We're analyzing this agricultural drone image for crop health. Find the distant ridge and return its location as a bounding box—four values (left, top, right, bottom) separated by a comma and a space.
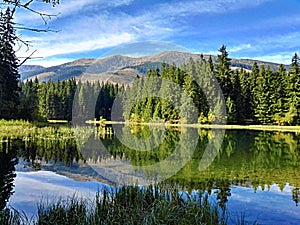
19, 65, 45, 74
20, 51, 289, 85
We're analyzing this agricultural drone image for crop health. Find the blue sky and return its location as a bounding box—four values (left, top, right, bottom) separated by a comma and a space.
8, 0, 300, 67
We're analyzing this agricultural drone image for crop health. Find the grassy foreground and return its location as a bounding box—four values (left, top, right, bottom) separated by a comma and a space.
0, 185, 236, 225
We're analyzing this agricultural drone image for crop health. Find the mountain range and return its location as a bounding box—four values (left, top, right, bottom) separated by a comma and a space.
20, 51, 289, 85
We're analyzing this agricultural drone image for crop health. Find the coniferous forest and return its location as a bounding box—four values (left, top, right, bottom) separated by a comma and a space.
0, 7, 299, 125
122, 46, 300, 125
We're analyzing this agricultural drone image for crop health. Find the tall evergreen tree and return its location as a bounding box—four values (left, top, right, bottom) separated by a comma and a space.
239, 69, 253, 123
0, 8, 20, 119
291, 53, 300, 76
253, 65, 276, 124
272, 65, 288, 124
18, 78, 39, 120
230, 71, 243, 123
285, 53, 300, 125
214, 45, 233, 100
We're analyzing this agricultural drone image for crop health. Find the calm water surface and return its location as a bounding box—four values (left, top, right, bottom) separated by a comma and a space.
1, 126, 300, 224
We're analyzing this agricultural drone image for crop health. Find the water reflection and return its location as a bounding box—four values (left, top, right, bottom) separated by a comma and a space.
0, 126, 300, 218
0, 141, 18, 210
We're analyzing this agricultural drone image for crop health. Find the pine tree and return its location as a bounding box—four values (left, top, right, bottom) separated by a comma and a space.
239, 69, 253, 123
214, 45, 233, 100
250, 62, 259, 92
273, 65, 288, 124
291, 53, 300, 75
18, 78, 39, 120
0, 8, 20, 119
208, 55, 214, 72
230, 71, 243, 123
38, 82, 48, 121
225, 96, 236, 123
253, 65, 275, 124
285, 53, 300, 125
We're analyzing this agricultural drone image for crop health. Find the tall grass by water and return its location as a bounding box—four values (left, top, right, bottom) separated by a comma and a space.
1, 185, 236, 225
0, 119, 75, 141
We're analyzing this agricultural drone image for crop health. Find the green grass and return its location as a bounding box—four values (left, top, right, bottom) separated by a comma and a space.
0, 119, 75, 141
1, 185, 237, 225
0, 207, 31, 225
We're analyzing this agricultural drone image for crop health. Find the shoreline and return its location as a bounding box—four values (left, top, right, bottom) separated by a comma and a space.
87, 120, 300, 132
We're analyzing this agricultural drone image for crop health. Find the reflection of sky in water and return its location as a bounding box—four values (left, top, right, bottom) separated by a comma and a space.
9, 172, 300, 224
9, 171, 112, 218
228, 185, 300, 225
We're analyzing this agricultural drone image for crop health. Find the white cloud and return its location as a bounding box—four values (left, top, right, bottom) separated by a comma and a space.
249, 54, 294, 65
229, 44, 252, 53
15, 0, 270, 57
24, 57, 75, 67
16, 3, 177, 62
17, 31, 134, 59
14, 0, 134, 24
155, 0, 271, 17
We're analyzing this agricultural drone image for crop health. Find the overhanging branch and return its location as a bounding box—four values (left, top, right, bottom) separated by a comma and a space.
15, 25, 60, 33
2, 0, 59, 25
18, 49, 37, 66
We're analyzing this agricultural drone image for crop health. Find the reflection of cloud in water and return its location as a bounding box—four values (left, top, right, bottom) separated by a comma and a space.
228, 186, 300, 224
9, 171, 112, 218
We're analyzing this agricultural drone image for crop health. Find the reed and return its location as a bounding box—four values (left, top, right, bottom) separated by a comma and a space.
37, 185, 228, 225
0, 185, 235, 225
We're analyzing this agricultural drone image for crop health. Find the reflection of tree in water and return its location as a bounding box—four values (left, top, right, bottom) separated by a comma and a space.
102, 126, 180, 166
0, 141, 18, 210
163, 129, 300, 209
215, 180, 231, 210
292, 188, 299, 206
19, 138, 82, 168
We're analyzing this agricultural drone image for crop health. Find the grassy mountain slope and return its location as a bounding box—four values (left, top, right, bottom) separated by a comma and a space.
21, 51, 288, 85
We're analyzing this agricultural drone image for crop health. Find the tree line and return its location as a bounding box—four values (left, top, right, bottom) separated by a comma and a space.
121, 45, 300, 125
17, 78, 121, 121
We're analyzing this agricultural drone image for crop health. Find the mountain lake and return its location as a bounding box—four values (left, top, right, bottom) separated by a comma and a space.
1, 125, 300, 224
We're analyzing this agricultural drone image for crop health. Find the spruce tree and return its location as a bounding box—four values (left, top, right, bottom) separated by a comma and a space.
273, 65, 288, 124
230, 71, 243, 123
253, 65, 275, 124
214, 45, 233, 100
285, 53, 300, 125
239, 69, 253, 123
0, 8, 20, 119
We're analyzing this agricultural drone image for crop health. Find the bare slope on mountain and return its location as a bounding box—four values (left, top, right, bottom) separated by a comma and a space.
21, 51, 287, 84
19, 65, 45, 74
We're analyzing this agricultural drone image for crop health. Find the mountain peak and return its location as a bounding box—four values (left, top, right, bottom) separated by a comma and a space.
20, 51, 288, 84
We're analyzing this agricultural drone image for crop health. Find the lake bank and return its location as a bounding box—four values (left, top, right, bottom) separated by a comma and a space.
87, 119, 300, 132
